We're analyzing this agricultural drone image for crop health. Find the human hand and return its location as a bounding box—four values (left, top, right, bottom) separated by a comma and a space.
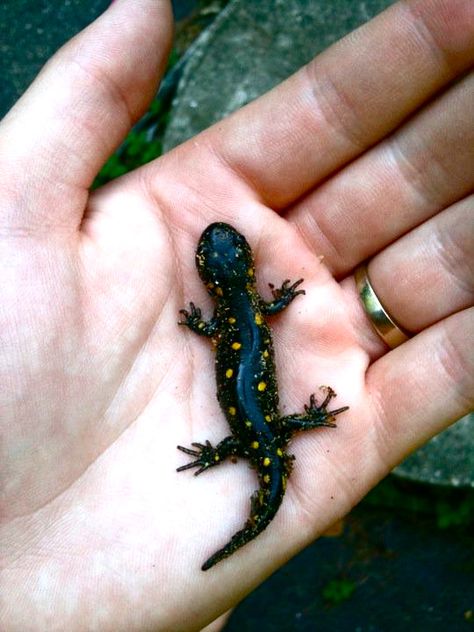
1, 0, 473, 630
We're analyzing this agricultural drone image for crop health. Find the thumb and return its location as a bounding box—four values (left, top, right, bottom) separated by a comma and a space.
0, 0, 173, 230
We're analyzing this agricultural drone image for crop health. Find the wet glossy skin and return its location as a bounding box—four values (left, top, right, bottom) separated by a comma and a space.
178, 222, 348, 571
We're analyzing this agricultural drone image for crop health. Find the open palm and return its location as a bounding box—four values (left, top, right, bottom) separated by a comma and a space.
1, 1, 473, 631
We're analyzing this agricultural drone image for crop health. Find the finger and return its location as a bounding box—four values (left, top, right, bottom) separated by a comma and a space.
169, 0, 474, 208
365, 308, 473, 477
362, 197, 473, 333
291, 70, 474, 275
343, 196, 474, 355
0, 0, 173, 229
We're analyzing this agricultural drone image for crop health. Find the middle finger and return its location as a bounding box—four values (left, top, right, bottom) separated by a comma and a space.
290, 71, 474, 276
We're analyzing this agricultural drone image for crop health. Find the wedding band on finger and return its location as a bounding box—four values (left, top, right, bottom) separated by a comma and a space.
354, 262, 410, 349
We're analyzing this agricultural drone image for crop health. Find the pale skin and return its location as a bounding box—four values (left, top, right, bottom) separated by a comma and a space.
1, 0, 473, 630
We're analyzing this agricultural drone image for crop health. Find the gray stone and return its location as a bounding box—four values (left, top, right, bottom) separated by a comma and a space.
163, 0, 396, 150
395, 414, 473, 488
163, 0, 473, 487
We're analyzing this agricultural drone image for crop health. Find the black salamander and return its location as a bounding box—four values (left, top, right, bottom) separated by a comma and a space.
178, 222, 348, 570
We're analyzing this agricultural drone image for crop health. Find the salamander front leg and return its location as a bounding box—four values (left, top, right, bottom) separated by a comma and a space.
177, 436, 244, 476
178, 302, 218, 337
281, 387, 349, 433
262, 279, 305, 315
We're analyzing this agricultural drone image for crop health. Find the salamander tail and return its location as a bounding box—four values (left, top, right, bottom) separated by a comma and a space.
201, 469, 285, 571
201, 525, 257, 570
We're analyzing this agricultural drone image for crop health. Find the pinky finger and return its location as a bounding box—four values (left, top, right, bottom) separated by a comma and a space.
366, 307, 473, 470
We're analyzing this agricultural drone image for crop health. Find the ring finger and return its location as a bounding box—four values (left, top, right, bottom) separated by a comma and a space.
344, 194, 474, 355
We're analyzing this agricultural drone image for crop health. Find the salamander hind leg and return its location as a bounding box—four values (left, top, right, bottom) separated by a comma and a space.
177, 435, 244, 476
281, 386, 349, 433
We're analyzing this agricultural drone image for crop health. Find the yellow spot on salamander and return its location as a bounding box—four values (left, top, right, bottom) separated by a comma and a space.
263, 474, 271, 484
228, 406, 237, 416
228, 317, 236, 324
254, 313, 263, 325
214, 454, 220, 462
276, 448, 283, 457
265, 415, 272, 422
262, 349, 269, 358
197, 321, 205, 329
263, 457, 271, 467
282, 475, 287, 490
231, 342, 242, 350
207, 282, 214, 289
215, 287, 223, 297
225, 368, 233, 378
248, 267, 254, 277
251, 441, 259, 449
245, 420, 252, 427
257, 381, 267, 391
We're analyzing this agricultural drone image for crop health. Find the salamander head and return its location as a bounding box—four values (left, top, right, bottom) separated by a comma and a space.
196, 222, 256, 295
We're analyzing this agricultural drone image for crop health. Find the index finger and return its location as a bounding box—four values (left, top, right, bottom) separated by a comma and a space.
186, 0, 474, 209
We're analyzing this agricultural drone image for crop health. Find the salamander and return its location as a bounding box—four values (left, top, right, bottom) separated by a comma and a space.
177, 222, 348, 571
